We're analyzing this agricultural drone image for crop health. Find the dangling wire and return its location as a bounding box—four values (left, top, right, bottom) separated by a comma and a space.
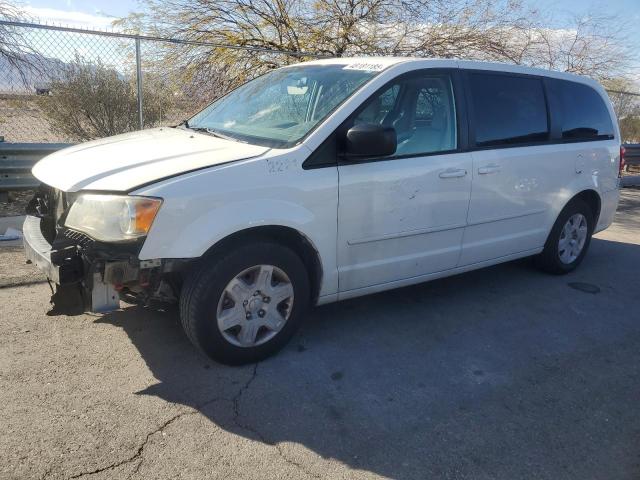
46, 278, 55, 298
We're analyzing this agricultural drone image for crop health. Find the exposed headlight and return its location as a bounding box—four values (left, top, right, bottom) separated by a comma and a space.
65, 194, 162, 242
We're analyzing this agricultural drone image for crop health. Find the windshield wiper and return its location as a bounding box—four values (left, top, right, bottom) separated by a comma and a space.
179, 121, 246, 143
175, 119, 190, 130
194, 127, 245, 143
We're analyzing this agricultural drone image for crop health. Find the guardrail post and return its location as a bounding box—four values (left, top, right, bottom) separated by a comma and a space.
135, 38, 144, 129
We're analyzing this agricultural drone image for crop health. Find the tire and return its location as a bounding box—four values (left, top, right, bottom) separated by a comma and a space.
535, 198, 594, 274
179, 240, 310, 365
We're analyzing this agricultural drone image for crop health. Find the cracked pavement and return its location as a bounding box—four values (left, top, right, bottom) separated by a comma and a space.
1, 188, 640, 480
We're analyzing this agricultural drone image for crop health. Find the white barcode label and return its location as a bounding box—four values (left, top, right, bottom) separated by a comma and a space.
343, 63, 386, 72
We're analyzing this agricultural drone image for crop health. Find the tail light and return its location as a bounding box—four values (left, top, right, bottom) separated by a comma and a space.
619, 146, 626, 178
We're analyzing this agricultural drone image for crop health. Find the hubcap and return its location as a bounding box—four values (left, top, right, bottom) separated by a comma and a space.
558, 213, 588, 264
216, 265, 294, 348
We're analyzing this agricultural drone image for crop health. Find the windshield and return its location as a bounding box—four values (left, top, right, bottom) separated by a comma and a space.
188, 64, 381, 148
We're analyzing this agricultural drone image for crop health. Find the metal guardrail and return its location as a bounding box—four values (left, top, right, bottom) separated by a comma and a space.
0, 143, 71, 192
1, 141, 637, 199
623, 144, 640, 167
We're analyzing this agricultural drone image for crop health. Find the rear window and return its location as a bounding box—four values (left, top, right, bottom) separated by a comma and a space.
469, 73, 549, 147
554, 80, 614, 141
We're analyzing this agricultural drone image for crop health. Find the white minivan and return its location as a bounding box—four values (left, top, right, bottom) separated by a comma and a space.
24, 57, 622, 364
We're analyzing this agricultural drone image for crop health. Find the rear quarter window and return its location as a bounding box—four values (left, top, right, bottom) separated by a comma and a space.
469, 73, 549, 147
553, 80, 614, 141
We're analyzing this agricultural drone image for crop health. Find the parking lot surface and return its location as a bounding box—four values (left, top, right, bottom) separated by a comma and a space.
1, 188, 639, 480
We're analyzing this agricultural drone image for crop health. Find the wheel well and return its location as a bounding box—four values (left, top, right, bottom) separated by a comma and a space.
571, 189, 601, 224
200, 226, 323, 305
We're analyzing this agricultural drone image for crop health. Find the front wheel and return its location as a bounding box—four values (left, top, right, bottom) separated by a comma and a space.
179, 241, 310, 365
535, 199, 594, 274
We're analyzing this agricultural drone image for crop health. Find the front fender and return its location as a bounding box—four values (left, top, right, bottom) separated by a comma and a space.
141, 198, 316, 259
132, 151, 339, 297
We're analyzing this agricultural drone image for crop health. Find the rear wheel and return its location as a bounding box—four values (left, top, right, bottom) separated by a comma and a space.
179, 241, 310, 365
535, 199, 594, 274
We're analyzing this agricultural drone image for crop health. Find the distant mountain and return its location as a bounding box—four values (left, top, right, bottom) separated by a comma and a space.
0, 53, 67, 94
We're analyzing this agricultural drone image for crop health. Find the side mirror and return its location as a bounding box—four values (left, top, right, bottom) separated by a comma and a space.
344, 123, 397, 158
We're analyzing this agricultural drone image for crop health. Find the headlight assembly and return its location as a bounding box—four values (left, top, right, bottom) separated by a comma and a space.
64, 194, 162, 242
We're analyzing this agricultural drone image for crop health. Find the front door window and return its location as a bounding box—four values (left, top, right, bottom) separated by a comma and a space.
353, 74, 457, 156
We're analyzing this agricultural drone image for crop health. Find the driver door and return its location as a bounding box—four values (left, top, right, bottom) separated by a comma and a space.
337, 70, 473, 294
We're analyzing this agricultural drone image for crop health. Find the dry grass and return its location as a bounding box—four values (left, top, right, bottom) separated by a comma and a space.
0, 93, 197, 143
0, 190, 33, 217
0, 95, 66, 143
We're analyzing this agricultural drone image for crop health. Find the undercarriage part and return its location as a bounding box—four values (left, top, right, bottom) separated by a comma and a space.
90, 272, 120, 313
154, 279, 178, 302
104, 261, 139, 285
46, 272, 119, 315
118, 289, 141, 306
47, 283, 85, 316
140, 258, 161, 269
50, 245, 84, 285
117, 267, 185, 308
45, 254, 191, 315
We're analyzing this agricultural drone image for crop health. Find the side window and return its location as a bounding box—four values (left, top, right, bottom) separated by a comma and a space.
416, 87, 442, 120
555, 80, 614, 140
354, 84, 401, 125
353, 74, 457, 156
469, 73, 549, 147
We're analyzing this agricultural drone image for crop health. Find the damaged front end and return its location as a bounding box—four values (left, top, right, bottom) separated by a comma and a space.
24, 186, 186, 316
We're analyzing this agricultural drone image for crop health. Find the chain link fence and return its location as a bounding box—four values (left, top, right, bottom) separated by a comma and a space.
1, 20, 640, 146
0, 21, 316, 144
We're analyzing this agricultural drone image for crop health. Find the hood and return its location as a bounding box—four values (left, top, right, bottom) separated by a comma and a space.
32, 128, 270, 192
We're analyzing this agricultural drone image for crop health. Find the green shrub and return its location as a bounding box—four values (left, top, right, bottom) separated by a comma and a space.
38, 55, 171, 141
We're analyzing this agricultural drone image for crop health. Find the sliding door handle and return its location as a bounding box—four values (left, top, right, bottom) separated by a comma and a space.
439, 168, 467, 179
478, 164, 501, 175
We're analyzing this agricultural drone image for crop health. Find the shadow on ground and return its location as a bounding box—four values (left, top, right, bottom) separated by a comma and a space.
97, 235, 640, 479
612, 187, 640, 234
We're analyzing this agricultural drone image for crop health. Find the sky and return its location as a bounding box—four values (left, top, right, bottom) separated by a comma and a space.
22, 0, 137, 24
20, 0, 640, 35
15, 0, 640, 81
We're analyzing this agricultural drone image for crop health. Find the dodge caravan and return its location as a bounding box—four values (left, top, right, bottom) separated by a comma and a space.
24, 58, 622, 364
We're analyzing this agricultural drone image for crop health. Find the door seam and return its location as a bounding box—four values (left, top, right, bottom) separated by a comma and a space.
457, 151, 475, 267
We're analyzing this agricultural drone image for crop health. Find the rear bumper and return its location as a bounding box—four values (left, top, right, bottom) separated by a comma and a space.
23, 215, 61, 283
594, 188, 620, 233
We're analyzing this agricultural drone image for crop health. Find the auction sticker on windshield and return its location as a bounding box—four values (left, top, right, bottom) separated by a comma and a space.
343, 63, 386, 72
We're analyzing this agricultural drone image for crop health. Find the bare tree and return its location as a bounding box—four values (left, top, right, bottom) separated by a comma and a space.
116, 0, 632, 111
603, 78, 640, 143
0, 1, 41, 85
529, 13, 631, 81
604, 78, 640, 119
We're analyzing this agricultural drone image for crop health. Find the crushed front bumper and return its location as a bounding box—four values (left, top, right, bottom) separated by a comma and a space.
23, 211, 186, 315
23, 215, 62, 283
23, 215, 119, 314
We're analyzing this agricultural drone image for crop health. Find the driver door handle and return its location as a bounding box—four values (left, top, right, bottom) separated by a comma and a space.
439, 168, 467, 179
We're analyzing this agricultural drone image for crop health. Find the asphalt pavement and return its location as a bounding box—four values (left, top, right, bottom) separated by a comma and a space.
1, 188, 639, 480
